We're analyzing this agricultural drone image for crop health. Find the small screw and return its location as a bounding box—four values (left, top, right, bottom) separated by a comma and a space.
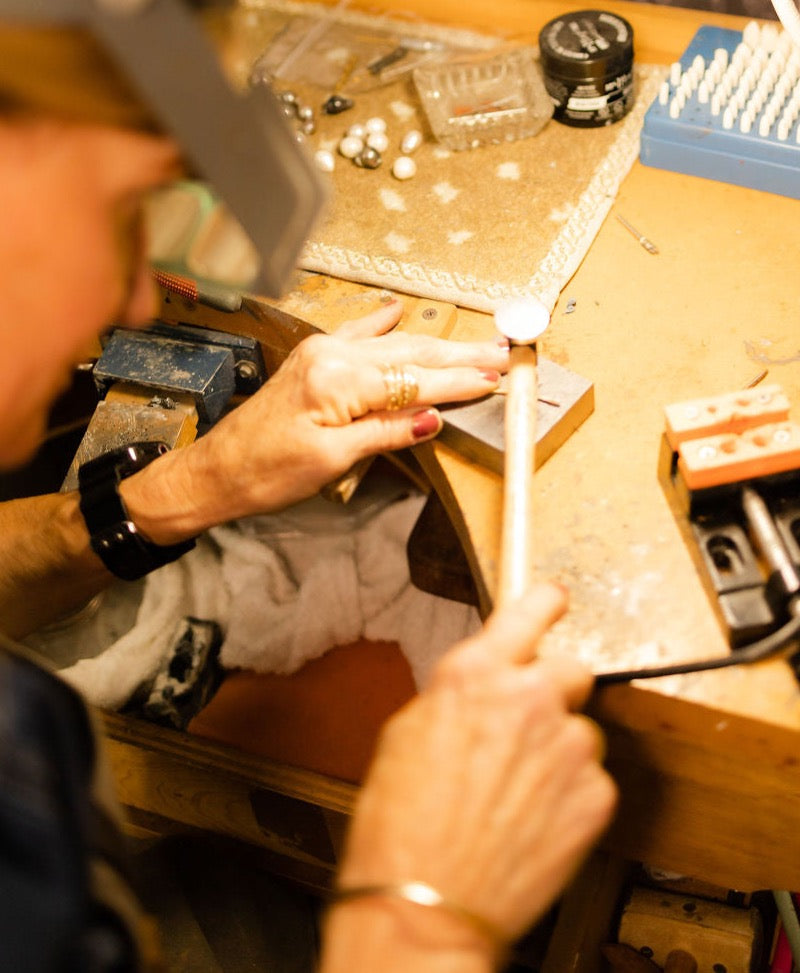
236, 360, 259, 381
422, 307, 438, 320
149, 396, 176, 410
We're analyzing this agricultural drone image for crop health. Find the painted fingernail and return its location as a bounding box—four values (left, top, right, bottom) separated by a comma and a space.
496, 335, 510, 348
480, 368, 501, 384
412, 408, 442, 440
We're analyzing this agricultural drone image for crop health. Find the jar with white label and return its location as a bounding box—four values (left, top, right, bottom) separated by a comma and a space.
538, 10, 635, 127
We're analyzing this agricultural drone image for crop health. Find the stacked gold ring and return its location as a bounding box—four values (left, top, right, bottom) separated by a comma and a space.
381, 365, 419, 411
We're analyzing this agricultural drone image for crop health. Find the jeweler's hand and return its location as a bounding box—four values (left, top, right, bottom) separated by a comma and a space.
121, 300, 508, 541
328, 583, 617, 958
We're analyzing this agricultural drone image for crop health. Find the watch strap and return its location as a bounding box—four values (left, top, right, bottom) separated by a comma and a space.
78, 442, 196, 581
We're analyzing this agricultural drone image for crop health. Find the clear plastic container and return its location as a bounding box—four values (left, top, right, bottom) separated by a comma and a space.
413, 46, 553, 151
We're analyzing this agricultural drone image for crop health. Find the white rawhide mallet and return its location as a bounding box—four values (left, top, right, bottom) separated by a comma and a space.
494, 297, 550, 607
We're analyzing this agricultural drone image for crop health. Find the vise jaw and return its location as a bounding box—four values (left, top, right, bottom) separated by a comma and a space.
93, 322, 267, 425
62, 321, 267, 491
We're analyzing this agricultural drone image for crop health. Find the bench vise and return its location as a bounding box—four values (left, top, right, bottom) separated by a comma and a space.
658, 383, 800, 649
62, 283, 325, 491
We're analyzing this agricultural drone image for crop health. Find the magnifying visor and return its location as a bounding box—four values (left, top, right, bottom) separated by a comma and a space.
0, 0, 327, 298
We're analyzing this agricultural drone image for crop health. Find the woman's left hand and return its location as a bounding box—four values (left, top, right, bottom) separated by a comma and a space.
122, 299, 508, 540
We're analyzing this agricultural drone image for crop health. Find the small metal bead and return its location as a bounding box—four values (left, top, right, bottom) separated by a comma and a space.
248, 65, 271, 88
301, 119, 317, 136
322, 94, 354, 115
280, 103, 295, 119
354, 146, 382, 169
296, 104, 314, 122
279, 90, 298, 105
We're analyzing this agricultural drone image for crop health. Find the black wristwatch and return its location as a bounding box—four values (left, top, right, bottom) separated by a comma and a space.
78, 442, 196, 581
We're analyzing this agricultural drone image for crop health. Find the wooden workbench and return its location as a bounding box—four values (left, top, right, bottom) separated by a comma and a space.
105, 0, 800, 910
264, 0, 800, 894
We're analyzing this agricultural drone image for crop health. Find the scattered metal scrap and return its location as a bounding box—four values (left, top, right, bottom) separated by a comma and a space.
616, 213, 659, 254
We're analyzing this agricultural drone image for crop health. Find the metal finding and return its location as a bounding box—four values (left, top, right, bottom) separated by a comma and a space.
616, 214, 659, 254
382, 365, 419, 411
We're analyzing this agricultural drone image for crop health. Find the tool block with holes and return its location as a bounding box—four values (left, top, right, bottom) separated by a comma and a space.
640, 23, 800, 199
659, 384, 800, 647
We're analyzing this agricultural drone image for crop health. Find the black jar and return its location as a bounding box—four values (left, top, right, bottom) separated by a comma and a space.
538, 10, 634, 127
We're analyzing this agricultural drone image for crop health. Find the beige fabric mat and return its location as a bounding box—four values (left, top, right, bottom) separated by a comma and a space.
231, 1, 666, 312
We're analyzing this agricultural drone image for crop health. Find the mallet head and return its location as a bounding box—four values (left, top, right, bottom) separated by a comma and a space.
494, 297, 550, 345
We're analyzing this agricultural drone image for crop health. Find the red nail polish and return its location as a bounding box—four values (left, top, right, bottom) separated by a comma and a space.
412, 409, 442, 440
480, 368, 500, 383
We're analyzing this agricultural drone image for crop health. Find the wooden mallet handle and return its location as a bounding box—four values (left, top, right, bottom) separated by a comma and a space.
493, 297, 550, 608
498, 341, 539, 606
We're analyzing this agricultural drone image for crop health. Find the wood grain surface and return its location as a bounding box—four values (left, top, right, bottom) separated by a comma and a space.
260, 0, 800, 891
106, 0, 800, 899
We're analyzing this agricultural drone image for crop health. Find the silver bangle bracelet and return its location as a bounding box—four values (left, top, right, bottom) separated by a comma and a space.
328, 880, 508, 952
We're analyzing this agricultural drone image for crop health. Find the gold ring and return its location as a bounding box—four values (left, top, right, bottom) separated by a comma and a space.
382, 365, 419, 411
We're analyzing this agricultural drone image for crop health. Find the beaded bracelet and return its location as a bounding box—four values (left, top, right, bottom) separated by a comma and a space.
327, 880, 508, 953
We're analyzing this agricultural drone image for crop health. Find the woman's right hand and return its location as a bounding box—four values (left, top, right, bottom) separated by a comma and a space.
324, 583, 617, 967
